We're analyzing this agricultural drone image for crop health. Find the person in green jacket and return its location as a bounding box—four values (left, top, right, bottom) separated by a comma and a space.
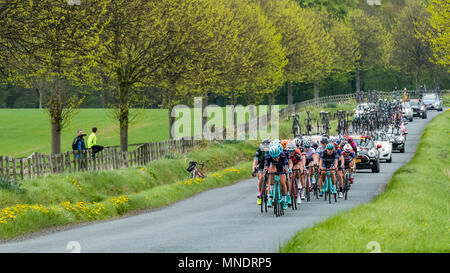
88, 127, 104, 158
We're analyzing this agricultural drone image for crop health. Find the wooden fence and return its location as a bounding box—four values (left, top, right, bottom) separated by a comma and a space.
0, 139, 199, 181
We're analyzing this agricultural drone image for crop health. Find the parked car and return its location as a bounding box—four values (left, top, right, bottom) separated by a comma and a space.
352, 135, 380, 173
373, 131, 393, 163
409, 99, 427, 119
422, 93, 443, 111
402, 101, 414, 122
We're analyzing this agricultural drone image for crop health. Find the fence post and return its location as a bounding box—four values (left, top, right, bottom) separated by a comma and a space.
12, 158, 17, 181
0, 156, 3, 177
20, 158, 24, 181
27, 157, 32, 179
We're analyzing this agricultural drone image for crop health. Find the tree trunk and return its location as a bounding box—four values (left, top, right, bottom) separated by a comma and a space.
287, 81, 293, 105
231, 91, 236, 106
415, 65, 420, 91
356, 67, 361, 93
51, 120, 62, 154
314, 77, 319, 100
168, 105, 175, 139
49, 77, 63, 155
119, 84, 129, 152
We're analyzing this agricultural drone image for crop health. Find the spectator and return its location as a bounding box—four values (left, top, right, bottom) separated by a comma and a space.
72, 129, 87, 158
88, 127, 104, 158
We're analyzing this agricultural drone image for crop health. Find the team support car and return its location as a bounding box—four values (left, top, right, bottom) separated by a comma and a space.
352, 135, 381, 173
402, 101, 414, 122
409, 99, 427, 119
373, 131, 393, 163
422, 93, 443, 111
386, 130, 406, 153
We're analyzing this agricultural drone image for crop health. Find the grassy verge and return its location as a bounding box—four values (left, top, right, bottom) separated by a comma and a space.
0, 141, 255, 239
281, 109, 450, 253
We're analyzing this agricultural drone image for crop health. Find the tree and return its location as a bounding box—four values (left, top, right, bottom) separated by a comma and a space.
296, 0, 359, 19
301, 8, 337, 100
390, 0, 434, 90
347, 9, 387, 92
2, 0, 110, 154
214, 0, 286, 106
421, 0, 449, 69
95, 0, 180, 151
255, 0, 322, 105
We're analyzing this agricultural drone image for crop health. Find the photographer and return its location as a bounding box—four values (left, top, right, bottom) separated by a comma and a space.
72, 129, 87, 158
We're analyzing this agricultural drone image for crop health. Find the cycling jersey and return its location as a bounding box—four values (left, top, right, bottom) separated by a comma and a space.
289, 150, 302, 165
343, 151, 355, 165
336, 148, 343, 169
253, 148, 266, 170
320, 150, 339, 168
315, 145, 324, 155
265, 151, 289, 172
303, 148, 316, 165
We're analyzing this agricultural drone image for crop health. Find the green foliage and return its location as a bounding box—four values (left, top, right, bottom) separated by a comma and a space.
421, 0, 450, 68
0, 176, 24, 194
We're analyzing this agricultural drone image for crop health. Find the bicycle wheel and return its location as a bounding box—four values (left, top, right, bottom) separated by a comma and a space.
273, 185, 279, 217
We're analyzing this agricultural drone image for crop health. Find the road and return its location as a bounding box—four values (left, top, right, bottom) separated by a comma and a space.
0, 110, 443, 253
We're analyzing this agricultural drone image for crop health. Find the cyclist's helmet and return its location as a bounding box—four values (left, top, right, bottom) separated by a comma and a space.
281, 140, 289, 150
303, 141, 311, 149
312, 142, 319, 150
270, 139, 280, 149
321, 136, 329, 144
343, 144, 352, 153
326, 143, 334, 150
286, 141, 296, 152
269, 143, 283, 158
346, 136, 353, 143
294, 137, 302, 148
261, 138, 270, 145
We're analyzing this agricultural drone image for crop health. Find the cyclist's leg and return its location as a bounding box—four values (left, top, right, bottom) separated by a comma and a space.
279, 172, 288, 209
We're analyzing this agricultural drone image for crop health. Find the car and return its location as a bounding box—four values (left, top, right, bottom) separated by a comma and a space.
351, 135, 380, 173
422, 93, 443, 111
386, 131, 406, 153
402, 102, 414, 122
409, 99, 427, 119
373, 131, 393, 163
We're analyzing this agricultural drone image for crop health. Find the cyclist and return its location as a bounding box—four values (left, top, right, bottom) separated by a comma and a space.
334, 139, 345, 198
294, 137, 303, 152
346, 136, 358, 155
281, 140, 289, 151
264, 142, 290, 211
252, 139, 270, 205
319, 143, 339, 197
302, 140, 318, 201
342, 144, 356, 184
287, 141, 303, 204
316, 136, 328, 192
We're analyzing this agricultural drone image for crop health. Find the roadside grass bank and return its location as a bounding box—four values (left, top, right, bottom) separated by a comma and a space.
281, 110, 450, 253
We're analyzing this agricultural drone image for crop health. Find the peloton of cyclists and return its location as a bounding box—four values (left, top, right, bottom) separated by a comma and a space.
252, 133, 359, 208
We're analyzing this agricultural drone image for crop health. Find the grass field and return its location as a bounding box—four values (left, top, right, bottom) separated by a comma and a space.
281, 109, 450, 253
0, 106, 284, 158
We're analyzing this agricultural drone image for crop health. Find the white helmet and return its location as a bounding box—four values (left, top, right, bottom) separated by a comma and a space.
294, 137, 302, 148
343, 144, 353, 153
